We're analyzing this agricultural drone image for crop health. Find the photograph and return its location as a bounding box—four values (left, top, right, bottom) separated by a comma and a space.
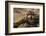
13, 8, 39, 28
5, 1, 45, 35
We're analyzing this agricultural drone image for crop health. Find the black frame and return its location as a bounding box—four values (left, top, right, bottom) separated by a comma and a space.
5, 1, 45, 35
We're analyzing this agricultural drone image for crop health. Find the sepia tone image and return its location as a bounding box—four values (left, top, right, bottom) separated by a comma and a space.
13, 8, 39, 28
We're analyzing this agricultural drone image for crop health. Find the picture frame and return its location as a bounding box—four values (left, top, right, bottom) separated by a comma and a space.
5, 1, 45, 35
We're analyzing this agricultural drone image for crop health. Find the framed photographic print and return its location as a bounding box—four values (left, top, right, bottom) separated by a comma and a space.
5, 1, 45, 35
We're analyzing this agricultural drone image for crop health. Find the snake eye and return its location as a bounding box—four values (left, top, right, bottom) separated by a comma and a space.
27, 15, 32, 18
28, 15, 31, 18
